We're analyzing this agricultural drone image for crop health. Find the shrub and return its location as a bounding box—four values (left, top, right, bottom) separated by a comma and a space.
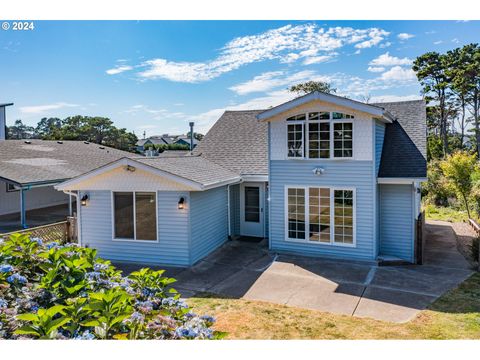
0, 233, 223, 340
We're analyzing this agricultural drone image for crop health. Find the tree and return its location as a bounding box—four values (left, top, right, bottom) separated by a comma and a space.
34, 117, 62, 139
186, 131, 204, 141
7, 119, 35, 139
288, 81, 337, 96
440, 151, 478, 218
413, 52, 453, 157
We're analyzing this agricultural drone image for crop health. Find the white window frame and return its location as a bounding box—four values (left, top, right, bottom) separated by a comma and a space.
284, 185, 356, 248
286, 121, 305, 159
285, 112, 355, 160
111, 191, 159, 243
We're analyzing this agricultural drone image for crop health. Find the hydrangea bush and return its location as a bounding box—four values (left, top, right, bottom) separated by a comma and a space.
0, 233, 224, 340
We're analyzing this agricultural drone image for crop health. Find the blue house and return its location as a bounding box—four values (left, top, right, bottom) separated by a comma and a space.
56, 92, 426, 266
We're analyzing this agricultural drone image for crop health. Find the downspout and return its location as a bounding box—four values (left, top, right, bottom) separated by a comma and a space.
227, 184, 231, 240
20, 186, 31, 229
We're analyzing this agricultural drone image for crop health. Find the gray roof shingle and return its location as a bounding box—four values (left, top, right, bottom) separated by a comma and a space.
135, 156, 240, 187
0, 140, 133, 185
373, 100, 427, 178
192, 110, 268, 175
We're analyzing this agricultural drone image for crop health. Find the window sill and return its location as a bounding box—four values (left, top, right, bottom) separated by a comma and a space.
285, 238, 356, 248
112, 238, 159, 244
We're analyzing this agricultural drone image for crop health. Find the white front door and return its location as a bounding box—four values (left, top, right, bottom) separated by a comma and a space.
240, 182, 265, 237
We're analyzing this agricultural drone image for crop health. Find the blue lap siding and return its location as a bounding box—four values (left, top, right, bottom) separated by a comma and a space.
269, 160, 375, 261
379, 184, 414, 262
79, 190, 190, 266
190, 186, 229, 264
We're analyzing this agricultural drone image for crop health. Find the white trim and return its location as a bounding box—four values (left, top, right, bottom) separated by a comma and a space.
110, 190, 159, 243
331, 119, 354, 160
377, 177, 427, 184
257, 91, 394, 122
286, 121, 305, 159
241, 175, 268, 182
283, 185, 357, 248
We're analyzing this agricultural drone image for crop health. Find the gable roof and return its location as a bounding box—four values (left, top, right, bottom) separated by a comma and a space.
56, 155, 240, 191
0, 140, 134, 186
257, 91, 395, 122
192, 110, 268, 176
374, 100, 427, 178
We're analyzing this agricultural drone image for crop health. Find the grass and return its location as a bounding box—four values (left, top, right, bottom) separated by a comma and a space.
188, 273, 480, 339
424, 204, 470, 223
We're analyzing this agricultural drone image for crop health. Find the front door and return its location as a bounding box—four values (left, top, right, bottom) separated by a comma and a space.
240, 182, 264, 237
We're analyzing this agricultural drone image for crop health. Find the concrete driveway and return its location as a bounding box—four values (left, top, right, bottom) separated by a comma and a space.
116, 220, 474, 323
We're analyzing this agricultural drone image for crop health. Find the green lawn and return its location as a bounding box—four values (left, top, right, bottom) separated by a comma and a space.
188, 273, 480, 339
424, 204, 470, 223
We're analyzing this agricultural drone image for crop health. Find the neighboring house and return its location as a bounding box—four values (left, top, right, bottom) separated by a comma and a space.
56, 91, 426, 266
136, 137, 170, 153
0, 140, 133, 229
174, 136, 198, 149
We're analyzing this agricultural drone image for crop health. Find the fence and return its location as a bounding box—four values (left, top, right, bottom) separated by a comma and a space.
415, 211, 426, 265
0, 217, 77, 244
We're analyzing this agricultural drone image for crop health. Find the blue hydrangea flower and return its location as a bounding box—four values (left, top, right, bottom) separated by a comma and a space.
85, 271, 101, 281
46, 242, 59, 250
74, 330, 96, 340
7, 273, 27, 284
0, 264, 13, 273
93, 263, 109, 272
175, 326, 199, 338
30, 237, 43, 246
0, 298, 7, 308
200, 315, 216, 323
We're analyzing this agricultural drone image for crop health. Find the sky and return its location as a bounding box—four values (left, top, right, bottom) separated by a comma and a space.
1, 20, 479, 136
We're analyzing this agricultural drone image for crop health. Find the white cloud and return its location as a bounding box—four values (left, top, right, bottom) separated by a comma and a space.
367, 66, 385, 73
434, 40, 443, 45
109, 24, 390, 83
229, 70, 331, 96
106, 65, 133, 75
369, 94, 422, 103
20, 102, 79, 114
452, 38, 460, 43
380, 66, 416, 81
369, 52, 412, 67
397, 33, 415, 40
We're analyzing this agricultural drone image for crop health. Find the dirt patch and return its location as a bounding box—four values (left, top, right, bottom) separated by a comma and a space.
451, 222, 479, 267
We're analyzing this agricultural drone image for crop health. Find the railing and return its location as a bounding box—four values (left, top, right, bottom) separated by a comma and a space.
0, 217, 77, 244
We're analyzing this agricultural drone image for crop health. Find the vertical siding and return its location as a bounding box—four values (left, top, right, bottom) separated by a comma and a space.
229, 184, 240, 236
190, 186, 229, 264
379, 184, 414, 262
269, 160, 375, 261
80, 190, 191, 266
375, 121, 385, 176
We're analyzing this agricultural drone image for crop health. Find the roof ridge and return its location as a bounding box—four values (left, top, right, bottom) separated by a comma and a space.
373, 99, 425, 105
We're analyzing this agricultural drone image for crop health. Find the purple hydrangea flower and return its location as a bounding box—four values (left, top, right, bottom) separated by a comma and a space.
200, 315, 216, 323
30, 237, 43, 246
0, 264, 13, 273
93, 263, 109, 272
74, 330, 95, 340
0, 298, 7, 308
46, 242, 59, 250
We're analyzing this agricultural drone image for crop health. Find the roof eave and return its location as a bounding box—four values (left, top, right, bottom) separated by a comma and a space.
256, 91, 392, 122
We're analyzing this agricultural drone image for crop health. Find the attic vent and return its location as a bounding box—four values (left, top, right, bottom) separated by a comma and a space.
84, 141, 90, 144
24, 140, 31, 144
99, 146, 105, 149
57, 141, 63, 144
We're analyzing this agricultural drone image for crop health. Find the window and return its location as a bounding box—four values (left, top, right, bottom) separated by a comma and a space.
113, 191, 157, 241
287, 188, 305, 240
286, 112, 354, 159
244, 186, 260, 222
6, 183, 18, 192
309, 188, 330, 243
286, 186, 355, 246
333, 122, 353, 158
287, 123, 304, 158
333, 190, 354, 244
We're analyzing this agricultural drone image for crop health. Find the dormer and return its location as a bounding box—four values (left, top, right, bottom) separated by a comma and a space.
257, 92, 393, 162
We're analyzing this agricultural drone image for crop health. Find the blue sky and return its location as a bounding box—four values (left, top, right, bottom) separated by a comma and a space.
1, 20, 479, 136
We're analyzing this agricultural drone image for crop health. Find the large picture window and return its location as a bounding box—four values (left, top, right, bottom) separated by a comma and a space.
285, 112, 353, 159
286, 186, 355, 246
113, 191, 157, 241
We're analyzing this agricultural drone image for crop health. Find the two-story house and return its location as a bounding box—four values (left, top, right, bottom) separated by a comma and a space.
56, 91, 426, 266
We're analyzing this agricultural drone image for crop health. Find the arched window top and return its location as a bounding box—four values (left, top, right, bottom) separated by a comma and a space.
286, 112, 354, 121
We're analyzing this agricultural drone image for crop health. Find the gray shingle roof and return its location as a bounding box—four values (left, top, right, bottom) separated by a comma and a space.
135, 155, 240, 187
0, 140, 133, 185
192, 110, 268, 175
373, 100, 427, 178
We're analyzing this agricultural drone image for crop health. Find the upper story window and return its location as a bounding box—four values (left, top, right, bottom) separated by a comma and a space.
286, 112, 354, 159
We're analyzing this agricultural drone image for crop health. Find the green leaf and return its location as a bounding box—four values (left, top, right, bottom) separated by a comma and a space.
16, 313, 39, 322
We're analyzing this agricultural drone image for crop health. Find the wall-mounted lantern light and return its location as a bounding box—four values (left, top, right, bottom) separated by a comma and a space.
80, 194, 89, 206
312, 167, 325, 176
124, 165, 136, 172
178, 197, 185, 210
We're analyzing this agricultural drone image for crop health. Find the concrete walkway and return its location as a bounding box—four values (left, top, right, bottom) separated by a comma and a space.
116, 220, 474, 323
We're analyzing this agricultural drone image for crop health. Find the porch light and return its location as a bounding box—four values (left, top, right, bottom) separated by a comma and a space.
178, 197, 185, 210
80, 194, 89, 206
124, 165, 136, 172
312, 167, 325, 176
